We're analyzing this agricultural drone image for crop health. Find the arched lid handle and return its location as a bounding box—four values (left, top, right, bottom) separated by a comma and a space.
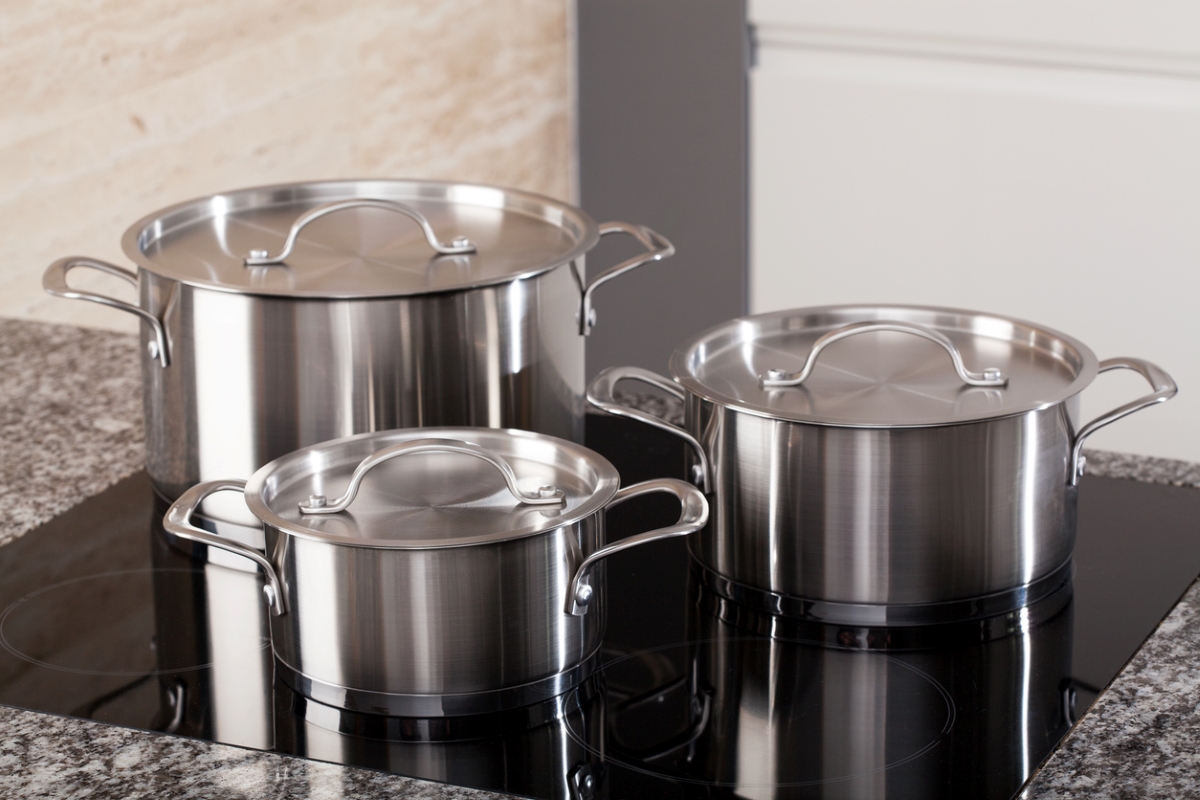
760, 320, 1008, 389
298, 438, 564, 515
244, 199, 477, 266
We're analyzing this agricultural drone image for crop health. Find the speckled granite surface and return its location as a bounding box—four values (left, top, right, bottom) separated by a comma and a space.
1, 319, 1198, 798
0, 318, 145, 547
1021, 578, 1200, 799
0, 706, 506, 799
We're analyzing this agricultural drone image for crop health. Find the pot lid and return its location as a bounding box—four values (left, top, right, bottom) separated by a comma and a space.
669, 305, 1100, 427
120, 180, 598, 298
244, 428, 620, 548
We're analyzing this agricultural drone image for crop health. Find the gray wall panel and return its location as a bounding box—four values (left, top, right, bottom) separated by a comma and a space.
577, 0, 749, 378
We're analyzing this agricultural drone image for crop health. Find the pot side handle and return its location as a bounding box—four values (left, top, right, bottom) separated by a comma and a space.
162, 480, 286, 616
43, 257, 170, 367
567, 478, 708, 616
587, 366, 710, 492
1070, 357, 1177, 486
578, 222, 675, 335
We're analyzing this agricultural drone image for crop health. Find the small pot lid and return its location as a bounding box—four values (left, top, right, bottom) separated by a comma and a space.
244, 428, 620, 548
669, 305, 1100, 427
120, 180, 598, 298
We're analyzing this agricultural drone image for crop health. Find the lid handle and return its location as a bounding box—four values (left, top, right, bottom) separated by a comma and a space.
760, 320, 1008, 389
298, 438, 565, 515
244, 199, 477, 266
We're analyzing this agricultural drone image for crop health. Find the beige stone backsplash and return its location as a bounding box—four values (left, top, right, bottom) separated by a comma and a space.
0, 0, 572, 333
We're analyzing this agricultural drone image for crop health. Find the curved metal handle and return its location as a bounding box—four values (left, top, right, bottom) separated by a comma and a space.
1070, 357, 1177, 485
162, 480, 285, 616
243, 199, 477, 266
578, 222, 675, 335
567, 478, 708, 616
298, 438, 565, 514
760, 320, 1007, 389
586, 366, 710, 492
43, 257, 170, 367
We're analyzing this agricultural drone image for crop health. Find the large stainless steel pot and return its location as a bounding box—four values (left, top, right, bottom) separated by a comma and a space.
45, 180, 673, 524
588, 305, 1177, 624
162, 427, 707, 716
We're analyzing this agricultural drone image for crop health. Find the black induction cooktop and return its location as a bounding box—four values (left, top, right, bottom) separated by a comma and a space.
1, 416, 1199, 800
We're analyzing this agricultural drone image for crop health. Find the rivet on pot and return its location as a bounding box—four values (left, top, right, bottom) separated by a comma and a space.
307, 494, 327, 508
574, 582, 593, 607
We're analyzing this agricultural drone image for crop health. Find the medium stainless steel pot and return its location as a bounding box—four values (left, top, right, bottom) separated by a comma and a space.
588, 305, 1177, 624
45, 179, 673, 525
162, 427, 707, 716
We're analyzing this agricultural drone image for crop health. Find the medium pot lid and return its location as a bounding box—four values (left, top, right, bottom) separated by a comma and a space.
244, 428, 620, 548
120, 180, 598, 298
669, 305, 1100, 427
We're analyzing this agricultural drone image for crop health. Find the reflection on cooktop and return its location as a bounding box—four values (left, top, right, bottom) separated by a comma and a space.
0, 417, 1197, 800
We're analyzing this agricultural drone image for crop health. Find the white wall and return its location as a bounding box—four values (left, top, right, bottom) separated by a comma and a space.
749, 0, 1200, 462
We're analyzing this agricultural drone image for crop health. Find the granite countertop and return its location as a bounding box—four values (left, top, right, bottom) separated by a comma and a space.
2, 317, 1199, 798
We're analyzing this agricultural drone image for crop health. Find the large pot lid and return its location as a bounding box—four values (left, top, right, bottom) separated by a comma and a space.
120, 180, 598, 298
245, 428, 620, 548
669, 305, 1100, 427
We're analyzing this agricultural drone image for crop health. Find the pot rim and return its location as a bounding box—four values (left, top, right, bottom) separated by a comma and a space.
119, 178, 601, 299
667, 303, 1101, 428
243, 427, 622, 549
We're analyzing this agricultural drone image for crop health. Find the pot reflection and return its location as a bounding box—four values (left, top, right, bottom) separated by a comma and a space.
150, 498, 274, 749
595, 572, 1074, 800
273, 676, 606, 800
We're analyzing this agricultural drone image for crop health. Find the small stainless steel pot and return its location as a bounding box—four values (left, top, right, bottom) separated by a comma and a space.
45, 180, 673, 524
162, 428, 707, 716
588, 305, 1176, 624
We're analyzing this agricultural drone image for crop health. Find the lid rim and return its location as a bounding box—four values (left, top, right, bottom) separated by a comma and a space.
667, 304, 1101, 427
243, 427, 621, 549
119, 178, 600, 299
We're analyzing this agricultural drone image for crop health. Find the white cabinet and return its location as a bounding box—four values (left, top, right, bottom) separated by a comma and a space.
750, 0, 1200, 461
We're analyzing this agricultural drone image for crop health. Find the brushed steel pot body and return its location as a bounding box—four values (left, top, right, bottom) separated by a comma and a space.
139, 265, 582, 521
162, 429, 708, 717
687, 395, 1079, 607
587, 305, 1175, 622
45, 180, 675, 526
263, 513, 605, 716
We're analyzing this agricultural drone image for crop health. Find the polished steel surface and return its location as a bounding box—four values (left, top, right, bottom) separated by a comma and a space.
760, 319, 1008, 388
587, 304, 1177, 615
567, 478, 708, 616
246, 428, 619, 547
670, 304, 1099, 426
1069, 357, 1177, 485
46, 180, 677, 525
577, 221, 675, 335
296, 438, 567, 516
162, 431, 709, 716
123, 179, 598, 297
140, 262, 586, 523
43, 257, 170, 367
691, 399, 1080, 606
242, 198, 477, 266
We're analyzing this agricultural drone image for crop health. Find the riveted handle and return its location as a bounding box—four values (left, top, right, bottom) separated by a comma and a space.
43, 257, 170, 367
567, 478, 708, 616
578, 222, 675, 335
1070, 357, 1177, 485
298, 438, 565, 515
162, 480, 285, 616
243, 199, 477, 266
760, 320, 1008, 389
586, 366, 710, 492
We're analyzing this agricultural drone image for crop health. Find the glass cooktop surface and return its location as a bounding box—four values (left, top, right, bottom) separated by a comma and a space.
1, 416, 1199, 800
